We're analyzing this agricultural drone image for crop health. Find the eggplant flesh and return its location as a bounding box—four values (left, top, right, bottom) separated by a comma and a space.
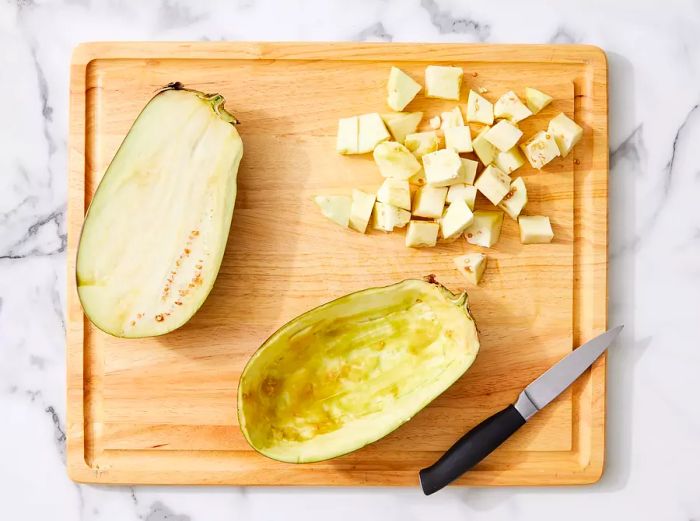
238, 279, 479, 463
76, 84, 243, 338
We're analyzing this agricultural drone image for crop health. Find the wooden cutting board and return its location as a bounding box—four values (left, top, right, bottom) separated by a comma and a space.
66, 42, 608, 486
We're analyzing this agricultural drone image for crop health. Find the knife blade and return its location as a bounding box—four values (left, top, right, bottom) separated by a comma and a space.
419, 325, 623, 495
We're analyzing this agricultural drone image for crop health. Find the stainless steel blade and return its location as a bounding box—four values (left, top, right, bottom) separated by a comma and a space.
514, 326, 623, 420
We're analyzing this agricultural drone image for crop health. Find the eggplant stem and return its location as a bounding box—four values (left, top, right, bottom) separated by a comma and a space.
205, 93, 239, 125
157, 82, 240, 125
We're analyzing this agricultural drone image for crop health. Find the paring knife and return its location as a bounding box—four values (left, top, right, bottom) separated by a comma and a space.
419, 325, 623, 495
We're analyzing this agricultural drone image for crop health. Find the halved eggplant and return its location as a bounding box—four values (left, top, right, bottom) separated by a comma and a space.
76, 83, 243, 338
238, 278, 479, 463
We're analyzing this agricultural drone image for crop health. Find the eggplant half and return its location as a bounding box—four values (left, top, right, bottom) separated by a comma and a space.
238, 278, 479, 463
76, 83, 243, 338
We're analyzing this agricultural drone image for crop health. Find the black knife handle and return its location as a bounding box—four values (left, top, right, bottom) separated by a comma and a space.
419, 404, 526, 495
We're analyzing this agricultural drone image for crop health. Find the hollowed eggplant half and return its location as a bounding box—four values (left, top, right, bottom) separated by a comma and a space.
238, 278, 479, 463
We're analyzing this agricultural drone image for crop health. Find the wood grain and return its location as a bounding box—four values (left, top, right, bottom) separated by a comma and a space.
67, 42, 608, 486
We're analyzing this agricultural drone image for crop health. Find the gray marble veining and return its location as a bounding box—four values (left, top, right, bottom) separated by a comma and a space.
1, 0, 699, 520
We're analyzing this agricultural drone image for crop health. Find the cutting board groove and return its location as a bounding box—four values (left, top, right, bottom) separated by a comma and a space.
67, 42, 608, 486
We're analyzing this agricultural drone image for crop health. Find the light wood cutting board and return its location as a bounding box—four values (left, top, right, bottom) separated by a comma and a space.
66, 42, 608, 486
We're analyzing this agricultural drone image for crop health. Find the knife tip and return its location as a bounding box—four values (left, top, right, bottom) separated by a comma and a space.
610, 325, 624, 336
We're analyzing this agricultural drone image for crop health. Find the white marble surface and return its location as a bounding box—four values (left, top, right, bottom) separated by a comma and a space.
1, 0, 700, 519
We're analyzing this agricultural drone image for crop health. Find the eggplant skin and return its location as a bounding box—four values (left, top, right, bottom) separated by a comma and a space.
76, 84, 243, 338
238, 278, 479, 463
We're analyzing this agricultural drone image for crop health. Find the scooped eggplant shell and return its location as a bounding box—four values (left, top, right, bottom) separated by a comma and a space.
238, 278, 479, 463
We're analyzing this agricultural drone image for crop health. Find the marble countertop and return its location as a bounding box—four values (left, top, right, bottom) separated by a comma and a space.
2, 0, 699, 519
